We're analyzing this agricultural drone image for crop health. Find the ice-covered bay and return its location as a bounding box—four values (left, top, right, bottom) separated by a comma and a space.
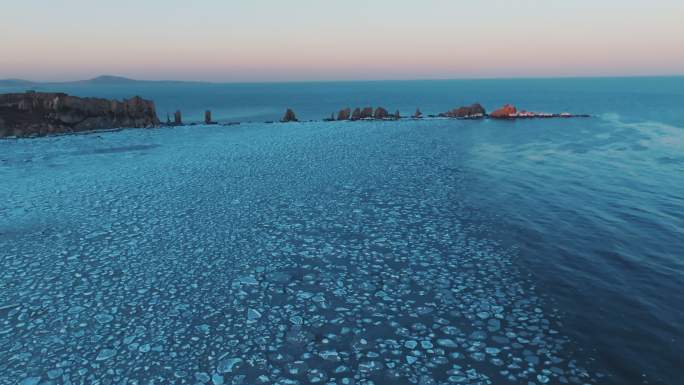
0, 121, 595, 384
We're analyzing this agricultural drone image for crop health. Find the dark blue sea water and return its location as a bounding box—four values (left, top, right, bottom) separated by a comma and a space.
0, 77, 682, 385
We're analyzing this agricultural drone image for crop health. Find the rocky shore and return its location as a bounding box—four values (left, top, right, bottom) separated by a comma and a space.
319, 103, 588, 122
0, 91, 159, 137
489, 104, 589, 119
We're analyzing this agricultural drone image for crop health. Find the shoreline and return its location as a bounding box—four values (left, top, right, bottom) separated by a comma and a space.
0, 91, 591, 139
0, 114, 593, 141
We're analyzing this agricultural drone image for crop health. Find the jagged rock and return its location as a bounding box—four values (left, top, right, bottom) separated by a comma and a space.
0, 91, 159, 137
360, 107, 373, 119
351, 108, 362, 121
281, 108, 298, 122
373, 107, 390, 119
337, 108, 351, 120
439, 103, 486, 118
489, 104, 517, 119
412, 108, 423, 119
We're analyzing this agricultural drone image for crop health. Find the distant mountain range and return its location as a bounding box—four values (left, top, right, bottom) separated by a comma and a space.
0, 75, 195, 87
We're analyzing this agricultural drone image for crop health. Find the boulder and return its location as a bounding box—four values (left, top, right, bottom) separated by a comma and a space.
0, 91, 159, 137
489, 104, 517, 119
281, 108, 298, 122
337, 108, 351, 120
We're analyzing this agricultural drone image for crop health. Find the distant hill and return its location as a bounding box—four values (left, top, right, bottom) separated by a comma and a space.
0, 75, 199, 88
0, 79, 37, 87
74, 75, 142, 85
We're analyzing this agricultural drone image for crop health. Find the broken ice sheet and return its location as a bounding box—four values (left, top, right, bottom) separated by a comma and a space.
0, 122, 598, 384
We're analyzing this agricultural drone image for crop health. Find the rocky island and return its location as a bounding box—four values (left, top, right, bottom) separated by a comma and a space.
489, 104, 589, 119
0, 91, 159, 137
439, 103, 486, 119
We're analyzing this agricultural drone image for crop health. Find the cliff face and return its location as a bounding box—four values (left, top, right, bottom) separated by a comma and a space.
0, 91, 159, 137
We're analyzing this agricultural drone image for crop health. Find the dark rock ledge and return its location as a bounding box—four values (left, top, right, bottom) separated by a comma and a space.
0, 91, 159, 138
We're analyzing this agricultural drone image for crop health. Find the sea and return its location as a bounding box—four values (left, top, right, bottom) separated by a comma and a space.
0, 77, 682, 385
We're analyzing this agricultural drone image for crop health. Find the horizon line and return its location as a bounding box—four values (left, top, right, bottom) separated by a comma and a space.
2, 73, 684, 86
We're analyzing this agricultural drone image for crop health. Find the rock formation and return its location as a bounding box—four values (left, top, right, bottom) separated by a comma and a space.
489, 104, 517, 119
360, 107, 374, 119
0, 91, 159, 138
337, 108, 351, 121
351, 108, 362, 121
373, 107, 390, 120
440, 103, 486, 118
204, 110, 215, 124
281, 108, 298, 122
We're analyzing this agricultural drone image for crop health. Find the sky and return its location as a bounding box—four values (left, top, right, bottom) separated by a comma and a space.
2, 0, 684, 82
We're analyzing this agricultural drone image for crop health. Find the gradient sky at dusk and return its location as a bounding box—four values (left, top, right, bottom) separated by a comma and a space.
2, 0, 683, 82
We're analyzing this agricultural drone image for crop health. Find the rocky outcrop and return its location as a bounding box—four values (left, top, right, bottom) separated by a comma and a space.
337, 108, 351, 121
0, 91, 160, 137
204, 110, 216, 124
335, 106, 403, 121
489, 104, 517, 119
351, 108, 362, 121
360, 107, 373, 119
373, 107, 390, 120
281, 108, 298, 122
440, 103, 486, 119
